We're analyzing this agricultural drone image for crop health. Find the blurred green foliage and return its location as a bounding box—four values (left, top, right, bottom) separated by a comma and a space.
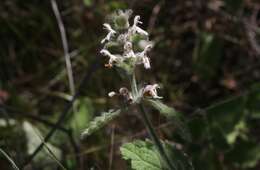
0, 0, 260, 169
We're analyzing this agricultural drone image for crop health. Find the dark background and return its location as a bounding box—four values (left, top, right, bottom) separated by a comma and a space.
1, 0, 260, 169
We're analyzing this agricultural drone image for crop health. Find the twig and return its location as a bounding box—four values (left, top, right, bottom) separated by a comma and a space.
51, 0, 75, 96
0, 148, 20, 170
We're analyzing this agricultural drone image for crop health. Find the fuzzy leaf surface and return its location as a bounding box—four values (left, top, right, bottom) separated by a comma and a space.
81, 109, 121, 138
120, 140, 163, 170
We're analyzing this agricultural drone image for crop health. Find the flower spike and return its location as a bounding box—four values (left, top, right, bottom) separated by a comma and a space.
99, 11, 163, 101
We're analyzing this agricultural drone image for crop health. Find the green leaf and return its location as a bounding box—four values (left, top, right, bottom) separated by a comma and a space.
81, 109, 121, 138
120, 140, 163, 170
145, 99, 191, 141
120, 140, 194, 170
145, 99, 180, 118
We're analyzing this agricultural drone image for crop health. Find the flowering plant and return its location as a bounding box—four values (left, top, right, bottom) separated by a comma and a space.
81, 10, 192, 170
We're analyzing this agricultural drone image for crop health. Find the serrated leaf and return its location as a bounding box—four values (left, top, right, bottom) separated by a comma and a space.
120, 140, 194, 170
120, 140, 163, 170
81, 109, 121, 138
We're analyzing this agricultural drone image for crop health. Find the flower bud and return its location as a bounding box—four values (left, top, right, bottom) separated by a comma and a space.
113, 10, 133, 30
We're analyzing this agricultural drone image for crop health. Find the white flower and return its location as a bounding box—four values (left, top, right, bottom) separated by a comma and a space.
100, 49, 120, 67
123, 41, 136, 58
142, 56, 151, 69
133, 15, 143, 25
129, 15, 148, 36
136, 44, 153, 69
101, 23, 116, 44
108, 91, 116, 97
142, 84, 163, 99
143, 44, 153, 53
100, 12, 153, 72
138, 40, 153, 49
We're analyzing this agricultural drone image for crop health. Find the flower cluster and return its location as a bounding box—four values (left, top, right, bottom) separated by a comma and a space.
100, 10, 152, 71
108, 83, 162, 103
100, 10, 162, 103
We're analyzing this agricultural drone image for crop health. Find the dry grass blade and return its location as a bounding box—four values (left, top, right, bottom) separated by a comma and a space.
32, 128, 67, 170
51, 0, 75, 97
0, 148, 20, 170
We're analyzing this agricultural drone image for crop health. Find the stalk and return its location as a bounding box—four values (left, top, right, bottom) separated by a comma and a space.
138, 104, 177, 170
130, 73, 176, 170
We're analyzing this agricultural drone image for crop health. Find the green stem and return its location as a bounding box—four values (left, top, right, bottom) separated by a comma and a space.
138, 104, 176, 170
130, 72, 175, 169
130, 73, 138, 98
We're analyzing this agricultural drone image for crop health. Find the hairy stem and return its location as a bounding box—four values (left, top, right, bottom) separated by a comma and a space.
129, 73, 138, 99
138, 104, 176, 170
130, 70, 175, 169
